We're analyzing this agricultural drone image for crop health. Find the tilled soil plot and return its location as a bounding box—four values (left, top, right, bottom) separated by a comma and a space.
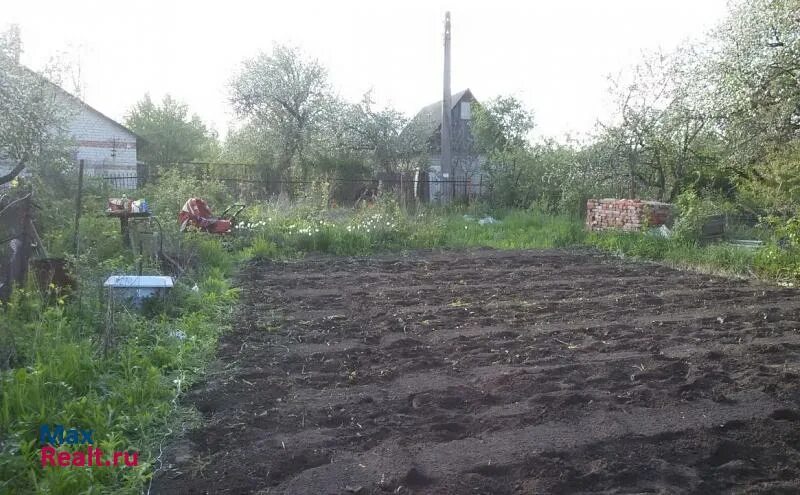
155, 249, 800, 494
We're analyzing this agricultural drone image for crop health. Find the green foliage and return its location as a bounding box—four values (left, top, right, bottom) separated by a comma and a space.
125, 94, 219, 169
230, 44, 331, 183
235, 197, 585, 260
738, 143, 800, 216
588, 231, 671, 260
473, 96, 534, 154
587, 230, 760, 277
0, 181, 237, 493
0, 26, 74, 186
671, 190, 730, 242
751, 214, 800, 280
247, 237, 282, 261
140, 168, 230, 222
0, 262, 233, 493
753, 244, 800, 280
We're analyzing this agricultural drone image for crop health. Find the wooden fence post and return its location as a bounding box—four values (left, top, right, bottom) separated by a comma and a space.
73, 159, 85, 255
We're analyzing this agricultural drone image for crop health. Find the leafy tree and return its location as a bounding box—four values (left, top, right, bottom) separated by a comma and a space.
334, 92, 429, 175
472, 96, 538, 207
124, 94, 217, 170
709, 0, 800, 165
738, 142, 800, 215
0, 26, 72, 185
595, 49, 721, 202
473, 96, 534, 155
230, 44, 332, 190
220, 123, 284, 195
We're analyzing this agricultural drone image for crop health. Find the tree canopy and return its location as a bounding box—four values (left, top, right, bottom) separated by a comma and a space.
125, 94, 218, 169
0, 26, 72, 185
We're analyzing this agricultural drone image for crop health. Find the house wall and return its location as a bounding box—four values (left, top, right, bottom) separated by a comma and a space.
427, 153, 487, 202
0, 99, 137, 182
66, 103, 137, 177
451, 94, 475, 154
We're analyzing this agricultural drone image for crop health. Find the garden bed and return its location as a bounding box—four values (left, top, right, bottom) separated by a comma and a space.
155, 248, 800, 494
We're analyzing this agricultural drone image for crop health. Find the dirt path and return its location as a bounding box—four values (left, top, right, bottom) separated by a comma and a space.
154, 249, 800, 494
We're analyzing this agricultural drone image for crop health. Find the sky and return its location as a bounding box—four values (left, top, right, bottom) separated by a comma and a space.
4, 0, 730, 141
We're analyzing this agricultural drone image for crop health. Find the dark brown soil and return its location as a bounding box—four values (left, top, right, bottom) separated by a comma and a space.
154, 249, 800, 494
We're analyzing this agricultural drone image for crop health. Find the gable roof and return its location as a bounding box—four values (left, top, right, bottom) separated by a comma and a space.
408, 89, 475, 137
13, 59, 140, 140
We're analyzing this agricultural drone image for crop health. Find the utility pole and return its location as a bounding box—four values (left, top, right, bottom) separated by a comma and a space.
441, 11, 453, 202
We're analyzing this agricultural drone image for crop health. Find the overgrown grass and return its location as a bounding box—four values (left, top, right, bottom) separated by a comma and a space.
0, 237, 237, 494
237, 202, 586, 258
585, 230, 800, 282
0, 173, 239, 495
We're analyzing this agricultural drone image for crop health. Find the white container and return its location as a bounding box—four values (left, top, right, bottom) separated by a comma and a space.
104, 275, 174, 306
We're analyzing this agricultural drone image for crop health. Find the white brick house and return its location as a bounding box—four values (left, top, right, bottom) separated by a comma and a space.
64, 94, 138, 177
0, 65, 139, 185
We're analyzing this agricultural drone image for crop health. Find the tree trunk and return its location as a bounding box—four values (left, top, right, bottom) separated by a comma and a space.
0, 160, 26, 186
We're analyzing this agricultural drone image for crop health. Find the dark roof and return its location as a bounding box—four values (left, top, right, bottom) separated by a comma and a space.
408, 89, 474, 137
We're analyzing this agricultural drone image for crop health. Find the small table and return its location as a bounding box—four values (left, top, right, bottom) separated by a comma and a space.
107, 210, 151, 248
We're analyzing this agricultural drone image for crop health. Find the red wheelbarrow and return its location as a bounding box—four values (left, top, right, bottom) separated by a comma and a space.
178, 198, 245, 234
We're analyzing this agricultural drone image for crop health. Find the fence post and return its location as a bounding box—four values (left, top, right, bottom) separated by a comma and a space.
73, 159, 85, 255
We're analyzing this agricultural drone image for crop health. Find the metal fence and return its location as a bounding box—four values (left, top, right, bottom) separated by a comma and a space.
99, 173, 139, 190
100, 164, 488, 205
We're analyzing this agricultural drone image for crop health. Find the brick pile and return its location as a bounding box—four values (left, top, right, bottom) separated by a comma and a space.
586, 199, 673, 232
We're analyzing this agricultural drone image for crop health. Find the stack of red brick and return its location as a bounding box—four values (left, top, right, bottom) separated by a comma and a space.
586, 199, 673, 232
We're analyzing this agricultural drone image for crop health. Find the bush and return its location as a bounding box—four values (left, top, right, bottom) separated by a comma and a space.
672, 190, 732, 242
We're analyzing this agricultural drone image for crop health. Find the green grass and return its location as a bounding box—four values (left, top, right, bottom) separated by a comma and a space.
0, 236, 237, 494
236, 206, 586, 258
584, 230, 800, 281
